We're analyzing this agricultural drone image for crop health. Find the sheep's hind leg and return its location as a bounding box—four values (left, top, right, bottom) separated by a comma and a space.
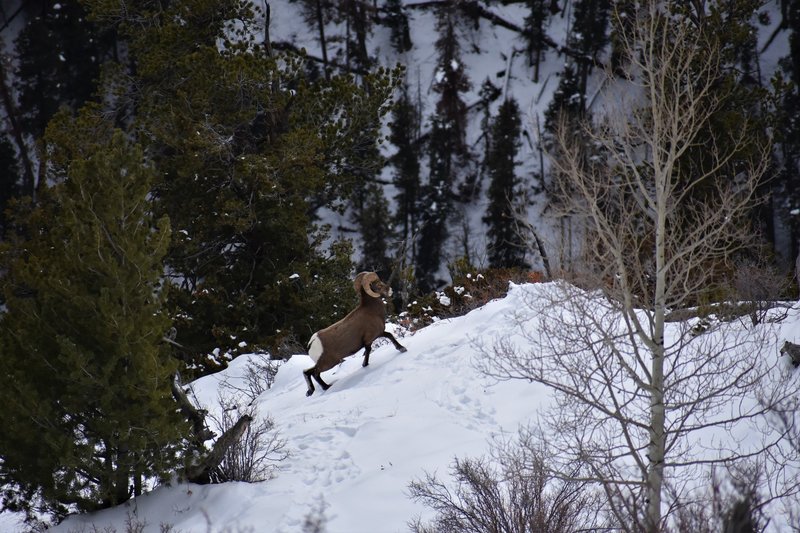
303, 368, 316, 397
380, 332, 407, 353
311, 370, 331, 391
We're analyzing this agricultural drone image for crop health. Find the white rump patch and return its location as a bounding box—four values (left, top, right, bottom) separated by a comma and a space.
307, 333, 323, 363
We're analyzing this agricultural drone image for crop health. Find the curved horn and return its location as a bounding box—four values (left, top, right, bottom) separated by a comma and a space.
355, 271, 381, 298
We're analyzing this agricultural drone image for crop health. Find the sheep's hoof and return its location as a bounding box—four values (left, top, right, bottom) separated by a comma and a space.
306, 389, 314, 397
362, 360, 369, 367
399, 346, 408, 353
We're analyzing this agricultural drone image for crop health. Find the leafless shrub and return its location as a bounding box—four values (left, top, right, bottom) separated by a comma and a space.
123, 512, 146, 533
208, 399, 289, 483
668, 464, 768, 533
273, 333, 306, 359
408, 432, 600, 533
67, 524, 117, 533
401, 262, 543, 332
214, 353, 281, 406
66, 511, 179, 533
732, 259, 794, 326
243, 353, 280, 400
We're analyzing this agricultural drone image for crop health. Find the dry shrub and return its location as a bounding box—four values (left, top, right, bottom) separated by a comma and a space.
669, 464, 767, 533
214, 353, 281, 405
731, 258, 794, 325
243, 353, 280, 401
208, 400, 289, 483
401, 263, 545, 331
408, 432, 598, 533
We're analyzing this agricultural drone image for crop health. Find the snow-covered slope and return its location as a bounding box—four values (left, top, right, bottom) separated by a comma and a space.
0, 281, 790, 532
48, 283, 551, 533
268, 0, 792, 271
269, 0, 577, 269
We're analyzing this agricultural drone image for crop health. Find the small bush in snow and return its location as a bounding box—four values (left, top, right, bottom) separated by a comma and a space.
243, 353, 281, 401
209, 401, 288, 483
731, 258, 794, 326
408, 432, 597, 533
401, 262, 543, 331
669, 464, 767, 533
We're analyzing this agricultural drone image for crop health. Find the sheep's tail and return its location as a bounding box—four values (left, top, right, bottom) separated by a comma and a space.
307, 332, 323, 363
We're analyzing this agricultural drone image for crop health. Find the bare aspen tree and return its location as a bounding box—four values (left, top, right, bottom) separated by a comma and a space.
480, 1, 799, 531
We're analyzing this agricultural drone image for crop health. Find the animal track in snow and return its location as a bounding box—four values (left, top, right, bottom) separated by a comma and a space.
320, 450, 359, 487
430, 379, 498, 432
336, 426, 358, 437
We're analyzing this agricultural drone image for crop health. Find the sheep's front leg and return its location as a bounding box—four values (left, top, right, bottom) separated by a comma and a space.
362, 343, 372, 367
380, 331, 408, 353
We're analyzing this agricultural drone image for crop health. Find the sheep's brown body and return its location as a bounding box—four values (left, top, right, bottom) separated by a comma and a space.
303, 272, 407, 396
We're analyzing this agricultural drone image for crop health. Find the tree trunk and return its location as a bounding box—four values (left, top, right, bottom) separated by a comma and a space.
646, 171, 669, 533
0, 58, 36, 199
315, 0, 329, 78
171, 373, 216, 445
172, 373, 254, 484
185, 414, 253, 484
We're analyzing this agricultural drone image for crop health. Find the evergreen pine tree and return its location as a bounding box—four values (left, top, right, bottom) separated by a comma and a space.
543, 61, 584, 139
524, 0, 550, 82
776, 0, 800, 261
0, 138, 21, 234
13, 0, 113, 140
484, 98, 528, 269
389, 83, 421, 250
81, 0, 398, 365
415, 8, 472, 292
569, 0, 612, 96
476, 79, 502, 191
609, 0, 636, 73
358, 183, 393, 276
541, 61, 593, 236
667, 0, 773, 252
417, 116, 455, 293
0, 110, 188, 521
431, 11, 471, 156
385, 0, 413, 53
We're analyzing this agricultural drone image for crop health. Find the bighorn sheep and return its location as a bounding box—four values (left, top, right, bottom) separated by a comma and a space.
780, 341, 800, 368
303, 271, 407, 396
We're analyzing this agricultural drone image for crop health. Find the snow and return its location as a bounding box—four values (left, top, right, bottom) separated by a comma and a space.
0, 0, 794, 530
37, 283, 548, 533
0, 283, 783, 532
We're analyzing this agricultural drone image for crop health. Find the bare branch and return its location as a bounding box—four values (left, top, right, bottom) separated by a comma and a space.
479, 1, 798, 530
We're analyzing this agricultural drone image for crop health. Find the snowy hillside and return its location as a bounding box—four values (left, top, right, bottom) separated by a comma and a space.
0, 1, 796, 530
269, 0, 576, 268
44, 283, 548, 533
266, 0, 792, 270
12, 281, 791, 533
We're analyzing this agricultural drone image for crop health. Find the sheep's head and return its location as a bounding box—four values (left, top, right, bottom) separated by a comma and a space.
354, 271, 393, 299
